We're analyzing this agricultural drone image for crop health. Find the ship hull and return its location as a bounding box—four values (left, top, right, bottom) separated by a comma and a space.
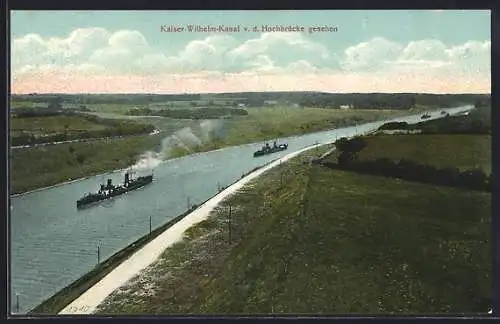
76, 175, 153, 209
253, 144, 288, 157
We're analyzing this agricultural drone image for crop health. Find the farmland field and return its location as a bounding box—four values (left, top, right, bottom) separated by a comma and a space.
11, 115, 108, 136
355, 134, 491, 174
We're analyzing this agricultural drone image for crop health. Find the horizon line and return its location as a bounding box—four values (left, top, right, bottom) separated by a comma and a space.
11, 91, 492, 96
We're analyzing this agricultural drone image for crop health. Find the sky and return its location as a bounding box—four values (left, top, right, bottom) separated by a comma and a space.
10, 10, 491, 94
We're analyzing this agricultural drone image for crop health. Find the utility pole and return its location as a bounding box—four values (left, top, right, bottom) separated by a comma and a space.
187, 196, 190, 210
149, 216, 152, 234
228, 204, 232, 244
15, 293, 19, 313
97, 244, 100, 264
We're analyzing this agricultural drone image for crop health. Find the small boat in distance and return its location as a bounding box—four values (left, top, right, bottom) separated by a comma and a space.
253, 140, 288, 157
421, 113, 431, 119
76, 170, 153, 209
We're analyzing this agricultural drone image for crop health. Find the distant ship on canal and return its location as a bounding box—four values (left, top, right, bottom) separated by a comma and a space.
76, 170, 153, 209
253, 140, 288, 157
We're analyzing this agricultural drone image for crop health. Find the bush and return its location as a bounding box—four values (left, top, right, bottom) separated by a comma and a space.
458, 169, 488, 191
397, 159, 419, 181
335, 136, 366, 154
378, 122, 409, 131
435, 167, 461, 187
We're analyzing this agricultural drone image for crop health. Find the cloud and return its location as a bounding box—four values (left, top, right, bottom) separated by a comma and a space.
341, 36, 490, 79
399, 39, 449, 61
230, 32, 329, 59
342, 37, 403, 72
11, 28, 110, 71
10, 28, 490, 93
446, 40, 491, 74
12, 29, 331, 75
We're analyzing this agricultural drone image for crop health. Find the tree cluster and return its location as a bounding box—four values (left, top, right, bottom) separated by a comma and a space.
334, 136, 367, 166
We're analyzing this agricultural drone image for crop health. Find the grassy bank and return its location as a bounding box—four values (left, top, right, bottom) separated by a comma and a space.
11, 135, 162, 194
354, 134, 491, 174
94, 146, 491, 314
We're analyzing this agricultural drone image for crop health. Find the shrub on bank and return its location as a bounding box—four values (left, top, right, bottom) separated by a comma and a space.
323, 157, 490, 192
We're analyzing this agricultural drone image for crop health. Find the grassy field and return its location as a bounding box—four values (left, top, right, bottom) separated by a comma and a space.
95, 147, 491, 315
10, 100, 32, 109
10, 100, 140, 114
83, 103, 141, 114
11, 135, 162, 194
353, 134, 491, 174
80, 112, 198, 133
11, 115, 108, 136
202, 107, 413, 149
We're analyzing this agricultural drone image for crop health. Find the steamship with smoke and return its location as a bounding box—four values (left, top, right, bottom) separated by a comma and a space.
76, 170, 153, 209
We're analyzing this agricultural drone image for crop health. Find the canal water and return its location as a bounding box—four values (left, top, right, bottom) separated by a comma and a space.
9, 106, 471, 313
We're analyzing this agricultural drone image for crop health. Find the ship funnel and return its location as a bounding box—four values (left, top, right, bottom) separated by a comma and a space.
124, 172, 130, 185
100, 184, 105, 191
107, 179, 112, 188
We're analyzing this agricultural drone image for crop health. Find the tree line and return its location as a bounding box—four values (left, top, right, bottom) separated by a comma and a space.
12, 92, 490, 109
12, 93, 202, 105
212, 92, 490, 109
